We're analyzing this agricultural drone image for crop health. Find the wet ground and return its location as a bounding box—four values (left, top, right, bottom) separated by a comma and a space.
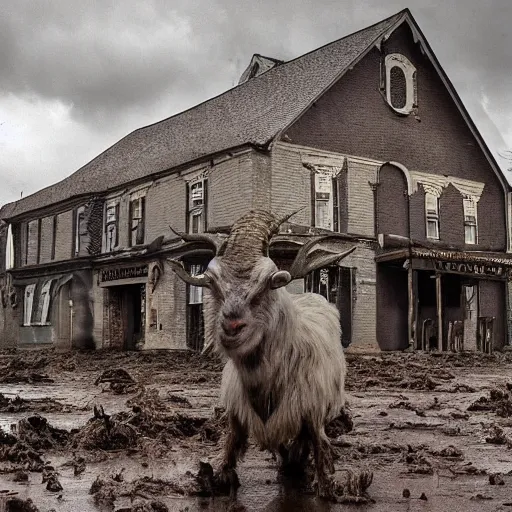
1, 348, 512, 511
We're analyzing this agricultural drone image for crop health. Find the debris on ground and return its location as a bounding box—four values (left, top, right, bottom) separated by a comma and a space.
332, 468, 374, 503
90, 471, 203, 509
326, 407, 354, 438
166, 393, 192, 409
468, 389, 512, 417
0, 393, 71, 413
95, 368, 139, 394
15, 415, 69, 451
489, 472, 505, 485
42, 467, 63, 492
485, 425, 512, 446
116, 499, 169, 511
71, 405, 138, 451
0, 494, 40, 512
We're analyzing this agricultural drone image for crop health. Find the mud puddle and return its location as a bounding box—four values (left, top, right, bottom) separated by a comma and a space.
1, 348, 512, 511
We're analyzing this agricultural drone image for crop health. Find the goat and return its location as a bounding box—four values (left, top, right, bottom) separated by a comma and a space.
167, 209, 356, 498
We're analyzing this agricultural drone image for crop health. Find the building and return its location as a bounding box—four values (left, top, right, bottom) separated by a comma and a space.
1, 9, 511, 353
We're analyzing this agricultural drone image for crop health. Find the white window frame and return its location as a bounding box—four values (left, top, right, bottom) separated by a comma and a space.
188, 180, 206, 234
23, 284, 36, 326
385, 53, 417, 115
105, 202, 119, 252
425, 192, 440, 240
74, 206, 86, 256
129, 195, 145, 246
188, 264, 203, 304
463, 197, 478, 245
39, 280, 53, 325
314, 172, 334, 231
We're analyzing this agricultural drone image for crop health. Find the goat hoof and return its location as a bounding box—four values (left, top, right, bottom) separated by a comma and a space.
214, 466, 241, 497
315, 476, 336, 502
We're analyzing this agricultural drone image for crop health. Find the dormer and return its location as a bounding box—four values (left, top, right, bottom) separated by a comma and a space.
238, 54, 284, 85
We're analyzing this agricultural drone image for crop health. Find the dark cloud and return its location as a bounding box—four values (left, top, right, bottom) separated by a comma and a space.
0, 0, 510, 205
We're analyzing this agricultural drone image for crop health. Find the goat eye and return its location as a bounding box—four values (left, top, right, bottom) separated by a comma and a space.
250, 293, 262, 306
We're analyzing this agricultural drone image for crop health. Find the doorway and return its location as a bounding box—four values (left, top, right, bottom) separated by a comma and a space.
305, 266, 354, 347
108, 284, 145, 350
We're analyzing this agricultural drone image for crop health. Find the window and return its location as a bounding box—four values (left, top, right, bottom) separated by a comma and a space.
105, 203, 119, 252
32, 280, 53, 325
425, 192, 440, 240
311, 171, 340, 231
74, 206, 86, 257
463, 198, 478, 245
384, 53, 417, 115
187, 179, 207, 234
129, 196, 145, 246
51, 216, 57, 261
23, 284, 36, 326
188, 264, 204, 304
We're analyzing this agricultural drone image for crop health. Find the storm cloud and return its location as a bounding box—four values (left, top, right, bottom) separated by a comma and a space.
1, 0, 511, 205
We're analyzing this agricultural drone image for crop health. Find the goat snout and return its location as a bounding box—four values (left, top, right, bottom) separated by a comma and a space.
222, 318, 246, 337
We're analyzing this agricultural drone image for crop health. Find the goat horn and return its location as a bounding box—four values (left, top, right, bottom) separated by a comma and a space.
289, 237, 357, 279
276, 206, 305, 227
169, 225, 225, 254
165, 259, 211, 287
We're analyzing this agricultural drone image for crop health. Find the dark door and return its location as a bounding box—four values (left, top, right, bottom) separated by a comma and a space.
305, 266, 353, 347
186, 263, 206, 351
122, 284, 145, 350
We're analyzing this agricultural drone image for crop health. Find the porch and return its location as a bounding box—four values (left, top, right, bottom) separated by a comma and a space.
376, 248, 512, 353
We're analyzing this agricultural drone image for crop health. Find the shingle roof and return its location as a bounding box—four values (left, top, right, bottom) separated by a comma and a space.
1, 10, 406, 220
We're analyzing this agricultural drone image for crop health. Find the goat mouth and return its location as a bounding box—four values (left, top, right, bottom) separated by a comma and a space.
219, 335, 244, 350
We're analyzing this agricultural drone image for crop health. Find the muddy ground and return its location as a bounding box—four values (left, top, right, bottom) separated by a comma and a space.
1, 349, 512, 511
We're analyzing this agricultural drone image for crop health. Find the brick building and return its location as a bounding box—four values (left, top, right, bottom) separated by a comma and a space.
1, 9, 511, 353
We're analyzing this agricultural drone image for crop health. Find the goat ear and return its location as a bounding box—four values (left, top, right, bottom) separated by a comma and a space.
166, 259, 211, 287
289, 241, 356, 279
269, 270, 292, 290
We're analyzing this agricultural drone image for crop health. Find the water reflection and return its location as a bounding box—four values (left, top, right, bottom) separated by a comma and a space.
259, 494, 333, 512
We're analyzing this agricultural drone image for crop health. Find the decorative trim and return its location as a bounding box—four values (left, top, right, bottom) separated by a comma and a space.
182, 167, 210, 185
384, 53, 417, 115
409, 170, 485, 202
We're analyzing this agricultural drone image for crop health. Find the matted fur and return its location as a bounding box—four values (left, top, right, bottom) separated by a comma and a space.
207, 270, 346, 450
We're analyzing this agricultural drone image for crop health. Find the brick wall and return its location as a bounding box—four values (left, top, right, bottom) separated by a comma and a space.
208, 155, 253, 228
376, 164, 409, 238
26, 220, 39, 265
346, 158, 378, 237
284, 23, 506, 250
270, 144, 311, 225
39, 216, 54, 263
144, 260, 187, 349
439, 184, 465, 246
250, 150, 272, 211
54, 211, 73, 261
145, 175, 186, 241
91, 274, 104, 348
409, 185, 426, 240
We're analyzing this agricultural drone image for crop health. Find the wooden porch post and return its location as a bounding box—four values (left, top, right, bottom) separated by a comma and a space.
436, 273, 443, 351
408, 262, 414, 349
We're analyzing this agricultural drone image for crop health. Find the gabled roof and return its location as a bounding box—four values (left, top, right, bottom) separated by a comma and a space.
1, 8, 508, 221
0, 9, 405, 220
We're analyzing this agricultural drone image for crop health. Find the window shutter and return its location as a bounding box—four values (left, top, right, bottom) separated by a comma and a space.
332, 176, 339, 233
203, 179, 208, 232
115, 203, 120, 247
128, 200, 133, 247
310, 171, 316, 227
185, 183, 190, 234
140, 196, 146, 244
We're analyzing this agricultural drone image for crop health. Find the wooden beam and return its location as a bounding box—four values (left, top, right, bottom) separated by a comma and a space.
436, 273, 443, 351
408, 262, 414, 349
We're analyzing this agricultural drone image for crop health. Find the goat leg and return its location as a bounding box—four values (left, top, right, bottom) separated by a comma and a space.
310, 426, 336, 501
279, 422, 311, 479
215, 413, 248, 498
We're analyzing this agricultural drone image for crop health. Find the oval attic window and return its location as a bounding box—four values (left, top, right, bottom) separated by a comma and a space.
389, 66, 407, 110
384, 53, 417, 115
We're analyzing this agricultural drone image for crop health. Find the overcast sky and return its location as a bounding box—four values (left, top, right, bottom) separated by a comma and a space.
1, 0, 511, 207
